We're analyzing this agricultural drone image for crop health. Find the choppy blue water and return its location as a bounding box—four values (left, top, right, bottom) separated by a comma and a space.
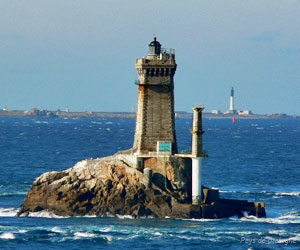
0, 117, 299, 249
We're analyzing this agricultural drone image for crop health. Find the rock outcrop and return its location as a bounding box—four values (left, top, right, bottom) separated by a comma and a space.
17, 153, 266, 218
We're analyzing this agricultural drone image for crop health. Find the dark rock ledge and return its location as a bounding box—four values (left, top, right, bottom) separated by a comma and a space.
17, 153, 266, 219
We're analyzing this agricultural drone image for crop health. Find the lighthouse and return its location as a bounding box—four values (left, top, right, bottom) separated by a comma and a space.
229, 87, 234, 112
226, 87, 238, 115
132, 38, 207, 205
133, 37, 177, 154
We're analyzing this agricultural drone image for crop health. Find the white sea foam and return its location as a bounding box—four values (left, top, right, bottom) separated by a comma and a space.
241, 214, 300, 224
224, 230, 256, 236
34, 121, 48, 124
274, 192, 300, 196
74, 232, 96, 238
99, 226, 113, 233
259, 190, 267, 193
105, 235, 113, 242
28, 210, 68, 218
176, 235, 201, 241
277, 234, 300, 244
0, 207, 18, 217
116, 214, 134, 219
18, 229, 28, 233
0, 191, 27, 197
51, 227, 66, 234
105, 122, 113, 124
82, 215, 97, 218
183, 218, 221, 222
268, 229, 286, 235
0, 232, 15, 240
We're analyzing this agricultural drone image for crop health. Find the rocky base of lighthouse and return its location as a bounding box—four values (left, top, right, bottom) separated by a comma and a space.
17, 152, 266, 219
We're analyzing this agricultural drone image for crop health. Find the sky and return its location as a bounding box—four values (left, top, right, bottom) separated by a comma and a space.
0, 0, 299, 115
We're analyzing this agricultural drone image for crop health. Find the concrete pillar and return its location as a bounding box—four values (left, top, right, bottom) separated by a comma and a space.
192, 157, 203, 204
191, 107, 204, 157
191, 107, 204, 205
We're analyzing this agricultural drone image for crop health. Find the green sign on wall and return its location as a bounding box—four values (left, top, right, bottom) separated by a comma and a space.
158, 141, 172, 153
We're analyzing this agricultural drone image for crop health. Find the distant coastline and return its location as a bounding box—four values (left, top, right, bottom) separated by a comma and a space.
0, 109, 299, 120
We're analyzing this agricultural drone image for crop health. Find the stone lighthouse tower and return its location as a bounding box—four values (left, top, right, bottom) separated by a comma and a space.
133, 38, 177, 154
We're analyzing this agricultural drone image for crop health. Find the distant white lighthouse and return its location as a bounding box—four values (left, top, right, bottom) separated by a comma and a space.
225, 87, 238, 115
229, 87, 234, 112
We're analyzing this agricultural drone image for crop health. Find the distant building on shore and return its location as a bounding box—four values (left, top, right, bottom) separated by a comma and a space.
238, 110, 253, 116
211, 110, 222, 115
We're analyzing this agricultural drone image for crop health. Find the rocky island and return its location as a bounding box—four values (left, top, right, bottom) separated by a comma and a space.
18, 38, 266, 219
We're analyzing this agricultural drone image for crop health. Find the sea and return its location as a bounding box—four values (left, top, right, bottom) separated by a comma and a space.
0, 117, 299, 250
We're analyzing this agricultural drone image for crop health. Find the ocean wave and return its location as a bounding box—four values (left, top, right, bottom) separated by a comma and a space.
277, 234, 300, 244
99, 226, 113, 233
51, 227, 66, 234
106, 235, 113, 242
0, 232, 15, 240
0, 191, 27, 197
268, 229, 287, 236
219, 190, 237, 193
0, 207, 18, 217
64, 232, 111, 243
216, 188, 252, 194
34, 121, 49, 124
18, 229, 28, 233
240, 214, 300, 225
212, 187, 300, 198
74, 232, 96, 238
183, 218, 221, 222
26, 210, 102, 219
116, 214, 134, 219
28, 210, 69, 218
274, 192, 300, 197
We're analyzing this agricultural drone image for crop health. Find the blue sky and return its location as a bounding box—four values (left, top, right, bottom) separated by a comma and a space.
0, 0, 299, 115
